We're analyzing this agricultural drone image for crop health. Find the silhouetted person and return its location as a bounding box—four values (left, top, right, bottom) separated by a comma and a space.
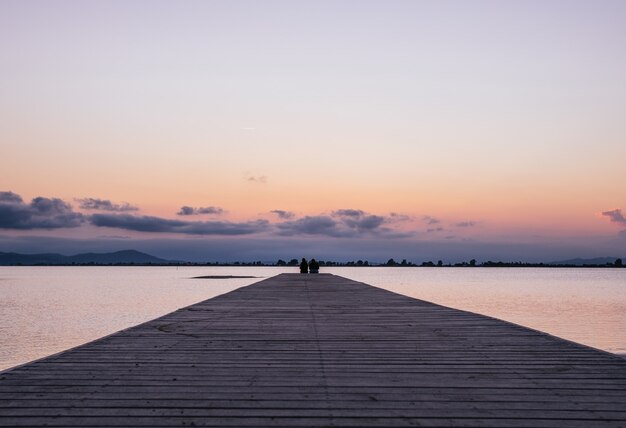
309, 258, 319, 274
299, 258, 308, 274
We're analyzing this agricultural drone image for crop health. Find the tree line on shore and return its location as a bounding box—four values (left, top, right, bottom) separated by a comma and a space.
4, 258, 624, 268
256, 258, 624, 268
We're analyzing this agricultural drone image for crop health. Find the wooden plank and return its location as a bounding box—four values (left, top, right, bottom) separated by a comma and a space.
1, 273, 625, 427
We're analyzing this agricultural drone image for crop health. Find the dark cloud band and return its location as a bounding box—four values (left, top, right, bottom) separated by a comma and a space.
90, 213, 268, 235
1, 192, 412, 239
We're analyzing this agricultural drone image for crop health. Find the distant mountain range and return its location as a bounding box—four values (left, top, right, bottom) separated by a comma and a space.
549, 257, 623, 266
0, 250, 170, 265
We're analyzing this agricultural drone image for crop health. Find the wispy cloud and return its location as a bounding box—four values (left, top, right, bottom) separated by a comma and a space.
245, 175, 268, 184
90, 214, 269, 235
602, 209, 626, 224
0, 191, 84, 229
456, 221, 477, 227
76, 198, 138, 212
177, 206, 224, 216
270, 210, 295, 219
422, 215, 440, 225
389, 212, 412, 222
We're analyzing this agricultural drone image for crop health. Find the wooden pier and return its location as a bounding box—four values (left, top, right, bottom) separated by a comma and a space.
1, 273, 625, 427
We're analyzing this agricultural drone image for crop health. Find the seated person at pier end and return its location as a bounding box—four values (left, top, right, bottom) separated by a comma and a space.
299, 258, 308, 274
309, 259, 319, 274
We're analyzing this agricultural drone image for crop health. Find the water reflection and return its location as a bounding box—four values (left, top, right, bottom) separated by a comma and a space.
1, 266, 624, 371
0, 266, 290, 371
329, 267, 626, 355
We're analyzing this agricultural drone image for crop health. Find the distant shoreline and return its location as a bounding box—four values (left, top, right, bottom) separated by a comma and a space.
1, 262, 624, 268
2, 250, 623, 268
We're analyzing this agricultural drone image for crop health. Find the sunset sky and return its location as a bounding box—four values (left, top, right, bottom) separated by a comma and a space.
1, 0, 625, 262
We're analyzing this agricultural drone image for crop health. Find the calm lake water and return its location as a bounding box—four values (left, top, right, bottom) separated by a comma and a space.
0, 266, 624, 371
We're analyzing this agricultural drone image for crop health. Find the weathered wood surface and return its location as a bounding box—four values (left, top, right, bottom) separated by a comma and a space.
1, 273, 625, 427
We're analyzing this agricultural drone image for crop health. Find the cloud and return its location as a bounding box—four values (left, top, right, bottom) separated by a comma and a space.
427, 227, 444, 233
602, 209, 626, 225
333, 209, 365, 218
422, 215, 440, 225
332, 209, 387, 231
389, 212, 412, 222
177, 206, 224, 216
456, 221, 477, 227
0, 191, 23, 203
346, 215, 385, 231
177, 206, 195, 216
0, 192, 84, 229
77, 198, 138, 212
246, 175, 268, 184
277, 209, 410, 238
90, 213, 269, 235
271, 210, 295, 219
